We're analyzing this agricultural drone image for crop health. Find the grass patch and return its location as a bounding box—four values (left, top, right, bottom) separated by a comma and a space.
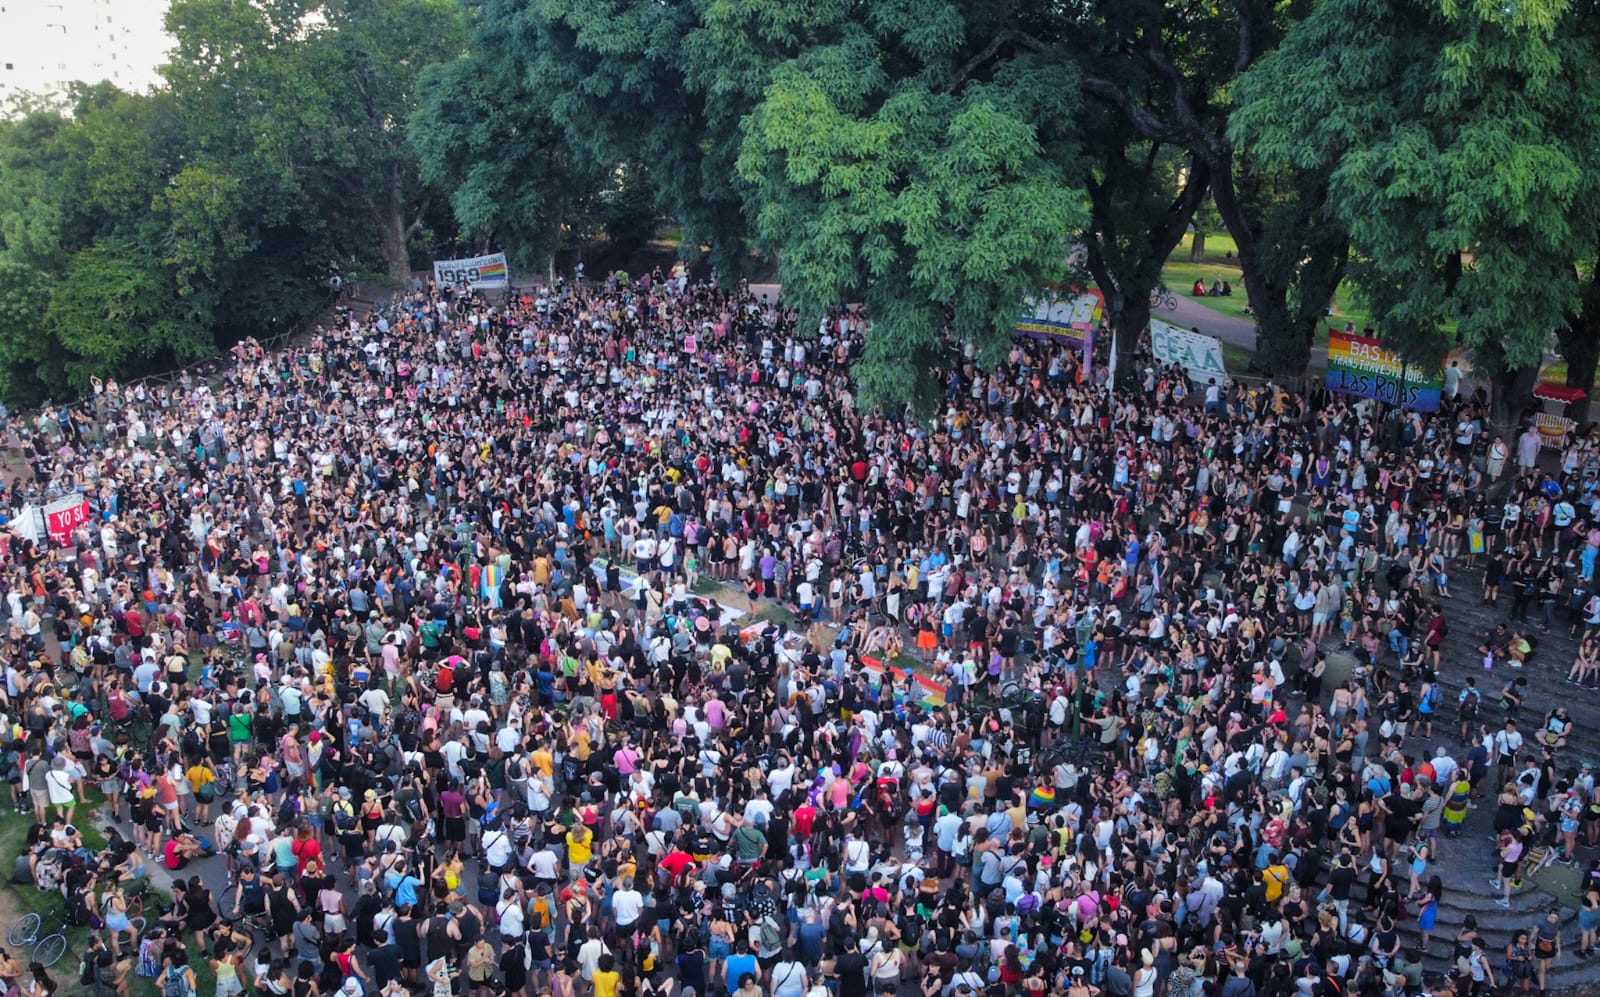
0, 788, 217, 997
753, 602, 800, 628
1541, 359, 1570, 384
1161, 239, 1471, 349
689, 576, 723, 596
1159, 261, 1255, 323
1222, 342, 1255, 374
1174, 231, 1241, 261
0, 789, 114, 997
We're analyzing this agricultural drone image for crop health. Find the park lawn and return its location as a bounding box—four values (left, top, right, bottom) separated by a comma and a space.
1221, 342, 1254, 374
1160, 260, 1255, 321
0, 789, 213, 997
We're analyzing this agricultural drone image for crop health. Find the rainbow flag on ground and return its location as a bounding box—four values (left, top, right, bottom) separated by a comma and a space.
860, 654, 949, 709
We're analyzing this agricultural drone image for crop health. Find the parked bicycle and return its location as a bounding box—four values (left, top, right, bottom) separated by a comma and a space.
1150, 285, 1179, 311
7, 905, 73, 967
214, 909, 268, 962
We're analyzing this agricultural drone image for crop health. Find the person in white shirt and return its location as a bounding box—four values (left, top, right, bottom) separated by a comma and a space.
610, 877, 644, 933
482, 821, 515, 872
495, 887, 524, 941
576, 927, 610, 982
529, 845, 560, 886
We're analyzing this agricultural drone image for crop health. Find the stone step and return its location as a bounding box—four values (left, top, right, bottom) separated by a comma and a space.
1404, 944, 1595, 989
1426, 899, 1572, 933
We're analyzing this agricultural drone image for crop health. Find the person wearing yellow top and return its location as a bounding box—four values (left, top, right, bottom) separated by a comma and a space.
570, 724, 592, 763
185, 760, 216, 824
567, 825, 593, 876
592, 956, 620, 997
531, 745, 554, 778
710, 641, 733, 671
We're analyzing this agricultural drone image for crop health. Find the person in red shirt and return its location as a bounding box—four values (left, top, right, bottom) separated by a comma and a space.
793, 800, 817, 840
658, 849, 697, 884
292, 824, 321, 876
164, 832, 206, 870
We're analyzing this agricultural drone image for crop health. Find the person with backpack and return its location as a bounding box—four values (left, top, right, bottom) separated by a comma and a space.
159, 952, 195, 997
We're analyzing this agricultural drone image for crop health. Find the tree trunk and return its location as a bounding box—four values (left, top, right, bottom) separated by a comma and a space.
379, 208, 411, 287
1113, 294, 1152, 388
1561, 319, 1599, 426
1189, 228, 1207, 262
1489, 363, 1541, 427
1079, 153, 1209, 391
373, 174, 417, 288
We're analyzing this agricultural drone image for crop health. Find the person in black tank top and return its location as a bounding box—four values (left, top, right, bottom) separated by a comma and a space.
394, 911, 422, 981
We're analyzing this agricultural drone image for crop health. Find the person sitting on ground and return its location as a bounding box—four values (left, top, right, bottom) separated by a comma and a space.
1538, 707, 1573, 750
162, 831, 208, 870
1507, 631, 1533, 666
1192, 279, 1206, 297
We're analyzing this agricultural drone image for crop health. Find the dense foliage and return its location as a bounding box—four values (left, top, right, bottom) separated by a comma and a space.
4, 0, 1598, 410
0, 0, 463, 405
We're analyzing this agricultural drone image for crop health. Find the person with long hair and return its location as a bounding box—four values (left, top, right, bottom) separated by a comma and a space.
19, 961, 55, 997
1414, 875, 1443, 951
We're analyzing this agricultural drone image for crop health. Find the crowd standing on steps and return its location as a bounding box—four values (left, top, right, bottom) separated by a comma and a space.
0, 270, 1598, 997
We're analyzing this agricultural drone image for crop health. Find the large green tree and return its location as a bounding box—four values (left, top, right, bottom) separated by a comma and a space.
1234, 0, 1600, 401
0, 0, 465, 407
513, 0, 750, 278
1034, 0, 1346, 383
0, 87, 217, 402
164, 0, 465, 286
730, 2, 1086, 413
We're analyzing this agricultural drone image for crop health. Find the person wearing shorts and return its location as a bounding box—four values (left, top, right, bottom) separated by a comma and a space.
24, 751, 51, 824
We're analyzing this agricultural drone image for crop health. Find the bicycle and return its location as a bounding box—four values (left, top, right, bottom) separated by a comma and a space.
1149, 285, 1179, 311
214, 909, 267, 961
7, 906, 73, 967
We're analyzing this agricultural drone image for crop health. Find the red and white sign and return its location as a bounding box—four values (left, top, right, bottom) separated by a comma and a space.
44, 494, 91, 545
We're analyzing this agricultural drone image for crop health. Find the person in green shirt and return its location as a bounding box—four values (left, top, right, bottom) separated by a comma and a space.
227, 707, 254, 763
732, 816, 767, 865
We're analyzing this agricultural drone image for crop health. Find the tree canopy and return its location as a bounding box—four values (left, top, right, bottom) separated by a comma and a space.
6, 0, 1600, 411
1234, 0, 1600, 384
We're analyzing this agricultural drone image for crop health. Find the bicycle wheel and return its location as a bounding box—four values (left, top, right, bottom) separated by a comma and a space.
128, 916, 147, 939
8, 912, 39, 946
33, 931, 66, 968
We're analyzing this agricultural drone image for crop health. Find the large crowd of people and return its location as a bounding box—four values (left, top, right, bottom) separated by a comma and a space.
0, 268, 1598, 997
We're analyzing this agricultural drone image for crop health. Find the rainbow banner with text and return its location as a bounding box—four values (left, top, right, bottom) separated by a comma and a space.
1325, 329, 1442, 412
433, 252, 509, 289
1015, 288, 1104, 346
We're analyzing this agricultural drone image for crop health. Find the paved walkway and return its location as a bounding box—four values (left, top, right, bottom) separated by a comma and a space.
1153, 293, 1259, 350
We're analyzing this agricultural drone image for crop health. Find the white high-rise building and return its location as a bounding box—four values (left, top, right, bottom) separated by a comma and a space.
0, 0, 173, 108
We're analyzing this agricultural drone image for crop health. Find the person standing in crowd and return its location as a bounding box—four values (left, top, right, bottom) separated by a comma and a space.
0, 273, 1597, 997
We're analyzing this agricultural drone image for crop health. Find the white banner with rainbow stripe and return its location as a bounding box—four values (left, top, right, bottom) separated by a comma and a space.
433, 252, 509, 289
